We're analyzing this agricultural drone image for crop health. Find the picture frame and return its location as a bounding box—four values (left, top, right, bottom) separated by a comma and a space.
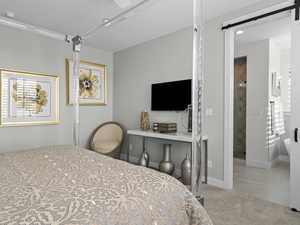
66, 59, 107, 106
0, 69, 59, 127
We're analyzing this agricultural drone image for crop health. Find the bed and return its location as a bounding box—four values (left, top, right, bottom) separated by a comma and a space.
0, 146, 212, 225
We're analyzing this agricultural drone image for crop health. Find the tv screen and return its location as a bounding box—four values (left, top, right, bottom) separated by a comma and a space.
151, 79, 192, 111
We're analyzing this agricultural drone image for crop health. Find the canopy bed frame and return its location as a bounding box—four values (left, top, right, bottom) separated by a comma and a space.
68, 0, 206, 199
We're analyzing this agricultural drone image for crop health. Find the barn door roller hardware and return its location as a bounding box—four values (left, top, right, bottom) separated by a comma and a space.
222, 0, 300, 30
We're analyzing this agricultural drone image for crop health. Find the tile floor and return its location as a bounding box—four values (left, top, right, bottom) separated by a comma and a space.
233, 158, 290, 206
202, 184, 300, 225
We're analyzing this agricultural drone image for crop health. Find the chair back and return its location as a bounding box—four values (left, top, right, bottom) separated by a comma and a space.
90, 122, 125, 158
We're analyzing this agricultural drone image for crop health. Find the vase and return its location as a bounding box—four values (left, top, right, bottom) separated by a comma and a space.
140, 111, 150, 130
139, 151, 150, 167
181, 153, 192, 185
159, 144, 175, 175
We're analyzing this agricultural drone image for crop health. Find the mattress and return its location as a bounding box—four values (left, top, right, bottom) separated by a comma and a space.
0, 146, 212, 225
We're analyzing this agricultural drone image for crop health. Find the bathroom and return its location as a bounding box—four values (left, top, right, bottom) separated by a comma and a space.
233, 16, 291, 206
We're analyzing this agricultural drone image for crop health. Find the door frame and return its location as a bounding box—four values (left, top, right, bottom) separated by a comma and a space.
222, 1, 294, 190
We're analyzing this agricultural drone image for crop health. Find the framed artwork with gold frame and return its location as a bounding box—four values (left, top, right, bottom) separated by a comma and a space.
66, 59, 108, 106
0, 69, 59, 127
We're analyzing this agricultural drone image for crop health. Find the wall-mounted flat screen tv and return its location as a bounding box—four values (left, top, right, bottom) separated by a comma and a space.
151, 79, 192, 111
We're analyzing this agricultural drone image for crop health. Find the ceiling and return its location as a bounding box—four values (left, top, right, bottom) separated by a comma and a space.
0, 0, 267, 52
236, 15, 291, 49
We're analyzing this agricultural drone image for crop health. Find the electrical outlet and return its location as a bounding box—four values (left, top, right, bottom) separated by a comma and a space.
207, 160, 213, 168
206, 108, 213, 116
129, 144, 133, 151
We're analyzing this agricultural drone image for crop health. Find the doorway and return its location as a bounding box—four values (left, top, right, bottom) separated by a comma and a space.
234, 57, 247, 160
233, 17, 291, 206
223, 1, 300, 211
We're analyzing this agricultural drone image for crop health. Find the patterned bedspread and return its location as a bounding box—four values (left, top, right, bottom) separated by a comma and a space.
0, 146, 212, 225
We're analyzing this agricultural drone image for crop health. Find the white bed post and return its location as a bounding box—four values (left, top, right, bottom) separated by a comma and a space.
191, 0, 205, 197
65, 0, 157, 148
71, 35, 82, 147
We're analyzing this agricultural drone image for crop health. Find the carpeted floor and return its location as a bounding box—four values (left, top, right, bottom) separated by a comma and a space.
201, 185, 300, 225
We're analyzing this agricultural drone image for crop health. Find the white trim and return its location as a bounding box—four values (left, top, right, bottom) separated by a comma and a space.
246, 156, 290, 169
278, 155, 290, 162
246, 160, 272, 169
207, 177, 225, 189
222, 1, 294, 191
223, 28, 234, 190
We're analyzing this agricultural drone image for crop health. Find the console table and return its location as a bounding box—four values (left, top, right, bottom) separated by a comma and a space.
127, 129, 208, 183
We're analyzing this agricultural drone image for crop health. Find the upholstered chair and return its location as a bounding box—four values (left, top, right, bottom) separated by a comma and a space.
89, 122, 125, 159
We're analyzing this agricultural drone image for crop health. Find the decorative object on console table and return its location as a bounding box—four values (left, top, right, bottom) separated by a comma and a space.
0, 69, 59, 126
66, 58, 107, 106
152, 122, 159, 132
181, 153, 192, 185
138, 136, 150, 167
159, 144, 175, 175
157, 123, 177, 133
140, 110, 150, 130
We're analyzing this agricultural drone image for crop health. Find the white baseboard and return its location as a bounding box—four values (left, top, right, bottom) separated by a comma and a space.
270, 155, 290, 167
246, 160, 272, 169
206, 177, 225, 189
121, 153, 225, 189
278, 155, 290, 162
246, 156, 289, 169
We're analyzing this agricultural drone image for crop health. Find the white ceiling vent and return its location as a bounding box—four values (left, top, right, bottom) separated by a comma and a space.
113, 0, 132, 8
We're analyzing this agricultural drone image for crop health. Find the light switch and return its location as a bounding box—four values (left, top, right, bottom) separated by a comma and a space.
206, 108, 213, 116
208, 160, 213, 168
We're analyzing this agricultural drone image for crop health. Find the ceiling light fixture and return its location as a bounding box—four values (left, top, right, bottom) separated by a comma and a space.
236, 30, 244, 35
102, 17, 127, 28
83, 0, 151, 38
113, 0, 132, 9
103, 18, 112, 27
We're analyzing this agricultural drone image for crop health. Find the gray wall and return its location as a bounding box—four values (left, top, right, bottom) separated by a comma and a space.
280, 48, 291, 155
113, 27, 193, 170
237, 40, 270, 166
281, 48, 291, 113
268, 40, 282, 162
113, 0, 283, 181
0, 25, 114, 152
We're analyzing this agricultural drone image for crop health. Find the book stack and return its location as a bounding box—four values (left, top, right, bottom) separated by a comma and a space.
157, 123, 177, 133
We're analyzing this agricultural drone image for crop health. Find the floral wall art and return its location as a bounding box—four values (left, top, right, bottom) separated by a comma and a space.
0, 70, 59, 126
66, 59, 107, 106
